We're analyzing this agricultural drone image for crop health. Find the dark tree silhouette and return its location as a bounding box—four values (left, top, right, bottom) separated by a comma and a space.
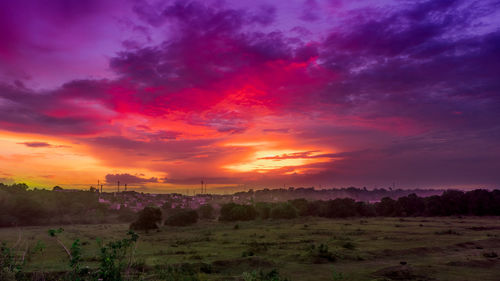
130, 206, 162, 231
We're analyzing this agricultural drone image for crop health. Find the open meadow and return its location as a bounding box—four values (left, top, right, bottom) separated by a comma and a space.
1, 217, 500, 280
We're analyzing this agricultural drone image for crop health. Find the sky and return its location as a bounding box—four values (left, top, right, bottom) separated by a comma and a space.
0, 0, 499, 192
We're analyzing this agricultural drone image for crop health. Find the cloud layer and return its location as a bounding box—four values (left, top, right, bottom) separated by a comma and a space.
0, 0, 499, 190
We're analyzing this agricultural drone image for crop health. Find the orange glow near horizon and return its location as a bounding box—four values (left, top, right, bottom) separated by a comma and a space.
224, 149, 332, 173
0, 131, 165, 189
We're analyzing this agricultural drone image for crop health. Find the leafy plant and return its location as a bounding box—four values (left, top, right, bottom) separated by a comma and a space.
69, 239, 83, 280
0, 230, 40, 281
331, 267, 344, 281
96, 230, 139, 281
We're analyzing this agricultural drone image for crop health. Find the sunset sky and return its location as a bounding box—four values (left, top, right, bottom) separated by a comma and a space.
0, 0, 499, 192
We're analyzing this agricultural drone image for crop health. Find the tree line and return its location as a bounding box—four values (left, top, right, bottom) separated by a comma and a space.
1, 183, 499, 228
130, 189, 500, 230
218, 189, 500, 221
0, 183, 131, 227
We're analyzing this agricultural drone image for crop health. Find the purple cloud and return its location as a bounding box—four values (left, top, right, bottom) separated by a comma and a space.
18, 142, 52, 148
105, 173, 158, 184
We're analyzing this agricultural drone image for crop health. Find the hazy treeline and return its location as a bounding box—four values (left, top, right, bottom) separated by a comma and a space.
234, 186, 444, 203
1, 183, 499, 227
220, 189, 500, 221
0, 183, 132, 227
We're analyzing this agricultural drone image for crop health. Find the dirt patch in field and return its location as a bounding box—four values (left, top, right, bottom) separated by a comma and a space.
372, 265, 435, 281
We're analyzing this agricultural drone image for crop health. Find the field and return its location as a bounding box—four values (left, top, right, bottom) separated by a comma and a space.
1, 217, 500, 280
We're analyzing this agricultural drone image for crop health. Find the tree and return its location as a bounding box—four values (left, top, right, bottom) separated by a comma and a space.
289, 199, 309, 216
375, 197, 401, 216
270, 203, 298, 219
130, 206, 162, 231
165, 210, 198, 226
397, 193, 425, 216
255, 202, 272, 219
219, 203, 257, 221
198, 204, 214, 219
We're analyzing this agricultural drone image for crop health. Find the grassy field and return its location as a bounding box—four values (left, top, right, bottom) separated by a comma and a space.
1, 217, 500, 280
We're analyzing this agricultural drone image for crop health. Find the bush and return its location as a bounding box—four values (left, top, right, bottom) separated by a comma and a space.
255, 202, 272, 219
289, 198, 309, 216
197, 204, 214, 219
130, 206, 162, 231
219, 203, 257, 221
165, 210, 198, 226
307, 243, 336, 263
270, 203, 298, 219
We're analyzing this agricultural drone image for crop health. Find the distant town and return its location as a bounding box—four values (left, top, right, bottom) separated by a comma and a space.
54, 184, 445, 213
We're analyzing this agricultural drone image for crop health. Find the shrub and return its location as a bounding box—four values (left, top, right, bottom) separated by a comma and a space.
97, 231, 139, 281
165, 210, 198, 226
219, 203, 257, 221
255, 202, 272, 219
341, 242, 355, 250
308, 244, 336, 263
197, 204, 214, 219
270, 203, 298, 219
289, 198, 309, 216
130, 206, 162, 231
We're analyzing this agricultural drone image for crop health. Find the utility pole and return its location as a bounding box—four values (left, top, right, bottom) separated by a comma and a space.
124, 184, 127, 191
117, 181, 120, 192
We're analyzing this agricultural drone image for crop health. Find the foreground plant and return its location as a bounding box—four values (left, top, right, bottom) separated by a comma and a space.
97, 230, 139, 281
49, 228, 139, 281
1, 230, 43, 281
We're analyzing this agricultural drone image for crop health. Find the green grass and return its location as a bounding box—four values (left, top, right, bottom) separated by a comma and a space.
1, 217, 500, 280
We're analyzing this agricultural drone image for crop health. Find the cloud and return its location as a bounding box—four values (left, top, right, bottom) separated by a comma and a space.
1, 0, 500, 188
105, 173, 158, 184
18, 142, 51, 148
16, 141, 71, 148
162, 176, 237, 185
300, 0, 319, 22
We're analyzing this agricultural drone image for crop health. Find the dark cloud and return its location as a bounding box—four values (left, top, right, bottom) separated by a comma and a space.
105, 173, 158, 184
258, 151, 343, 160
18, 142, 51, 148
0, 82, 113, 135
162, 176, 237, 185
